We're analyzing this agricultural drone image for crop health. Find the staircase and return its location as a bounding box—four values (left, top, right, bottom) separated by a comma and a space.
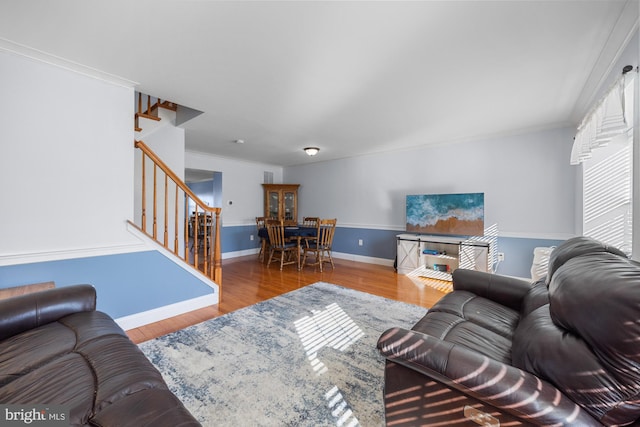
134, 92, 177, 132
132, 93, 222, 292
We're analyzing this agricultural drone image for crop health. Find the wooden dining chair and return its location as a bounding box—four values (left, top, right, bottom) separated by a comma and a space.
256, 216, 268, 262
302, 216, 320, 228
301, 218, 337, 272
299, 217, 320, 247
191, 212, 212, 253
266, 219, 298, 270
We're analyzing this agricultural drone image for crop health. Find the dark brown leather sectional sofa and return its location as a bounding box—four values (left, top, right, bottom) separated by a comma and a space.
0, 285, 200, 426
378, 236, 640, 426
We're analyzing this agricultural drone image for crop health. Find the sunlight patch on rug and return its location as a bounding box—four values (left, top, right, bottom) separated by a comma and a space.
295, 302, 365, 376
139, 282, 427, 427
294, 302, 366, 426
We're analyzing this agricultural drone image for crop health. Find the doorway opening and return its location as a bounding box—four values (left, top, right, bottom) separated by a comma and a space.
185, 169, 222, 208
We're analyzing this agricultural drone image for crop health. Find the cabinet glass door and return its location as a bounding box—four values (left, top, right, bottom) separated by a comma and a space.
284, 191, 295, 221
268, 191, 279, 218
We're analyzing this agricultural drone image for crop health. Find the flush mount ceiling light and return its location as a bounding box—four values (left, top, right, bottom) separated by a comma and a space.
304, 147, 320, 156
234, 139, 245, 144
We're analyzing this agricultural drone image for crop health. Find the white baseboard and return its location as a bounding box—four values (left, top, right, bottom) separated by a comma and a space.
115, 292, 218, 331
222, 248, 260, 259
221, 248, 394, 267
324, 251, 394, 267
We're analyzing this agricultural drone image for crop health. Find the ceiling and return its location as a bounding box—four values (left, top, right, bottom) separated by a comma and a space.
0, 1, 635, 166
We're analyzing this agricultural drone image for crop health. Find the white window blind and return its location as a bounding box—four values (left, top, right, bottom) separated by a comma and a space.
575, 72, 635, 256
583, 132, 633, 254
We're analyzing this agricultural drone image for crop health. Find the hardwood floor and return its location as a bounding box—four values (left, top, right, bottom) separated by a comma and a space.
126, 254, 447, 344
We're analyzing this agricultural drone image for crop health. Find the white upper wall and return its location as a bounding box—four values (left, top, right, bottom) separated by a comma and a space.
184, 151, 283, 226
286, 126, 576, 240
0, 51, 140, 261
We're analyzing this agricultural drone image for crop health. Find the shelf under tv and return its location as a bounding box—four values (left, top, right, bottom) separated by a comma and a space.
396, 233, 491, 277
408, 266, 454, 282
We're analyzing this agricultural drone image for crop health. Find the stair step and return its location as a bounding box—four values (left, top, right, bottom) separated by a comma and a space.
135, 112, 161, 122
158, 101, 178, 112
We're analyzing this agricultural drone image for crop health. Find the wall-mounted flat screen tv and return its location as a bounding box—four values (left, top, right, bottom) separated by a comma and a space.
406, 192, 484, 236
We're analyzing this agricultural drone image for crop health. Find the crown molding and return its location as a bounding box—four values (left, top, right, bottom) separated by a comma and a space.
0, 37, 138, 88
570, 0, 639, 123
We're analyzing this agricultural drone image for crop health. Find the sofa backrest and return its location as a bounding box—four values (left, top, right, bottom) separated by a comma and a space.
545, 236, 627, 285
513, 237, 640, 426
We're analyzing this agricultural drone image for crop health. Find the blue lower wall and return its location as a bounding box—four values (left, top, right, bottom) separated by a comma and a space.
224, 224, 567, 279
222, 225, 259, 254
0, 228, 564, 320
494, 236, 563, 278
0, 251, 214, 319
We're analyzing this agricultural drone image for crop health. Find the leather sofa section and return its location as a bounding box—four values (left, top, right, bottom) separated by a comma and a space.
0, 285, 201, 426
418, 312, 513, 363
0, 322, 77, 386
78, 335, 169, 414
544, 236, 627, 285
378, 236, 640, 426
59, 310, 129, 343
91, 388, 202, 427
0, 352, 96, 424
382, 360, 529, 427
452, 268, 532, 311
512, 305, 615, 414
517, 248, 640, 426
0, 284, 96, 341
519, 279, 549, 317
423, 290, 521, 338
412, 291, 519, 363
378, 327, 602, 426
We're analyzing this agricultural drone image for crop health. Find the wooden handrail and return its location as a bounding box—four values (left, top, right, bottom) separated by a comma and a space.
134, 139, 222, 292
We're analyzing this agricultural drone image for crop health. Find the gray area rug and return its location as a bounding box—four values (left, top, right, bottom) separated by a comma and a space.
139, 282, 427, 426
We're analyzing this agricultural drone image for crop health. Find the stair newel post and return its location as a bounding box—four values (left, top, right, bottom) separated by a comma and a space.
213, 209, 222, 287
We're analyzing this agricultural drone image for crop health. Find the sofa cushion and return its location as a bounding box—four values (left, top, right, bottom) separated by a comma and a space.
519, 279, 549, 317
0, 352, 96, 424
512, 305, 627, 418
0, 322, 77, 386
412, 291, 519, 363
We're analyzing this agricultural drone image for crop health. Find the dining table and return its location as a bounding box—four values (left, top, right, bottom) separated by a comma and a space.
258, 225, 317, 270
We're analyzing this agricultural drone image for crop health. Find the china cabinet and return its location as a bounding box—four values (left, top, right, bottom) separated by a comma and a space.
262, 184, 299, 225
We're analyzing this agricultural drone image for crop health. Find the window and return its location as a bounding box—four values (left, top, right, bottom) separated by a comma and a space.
581, 75, 635, 255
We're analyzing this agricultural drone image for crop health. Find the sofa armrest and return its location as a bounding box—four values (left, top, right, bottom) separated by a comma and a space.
0, 284, 96, 341
452, 269, 532, 311
377, 327, 601, 426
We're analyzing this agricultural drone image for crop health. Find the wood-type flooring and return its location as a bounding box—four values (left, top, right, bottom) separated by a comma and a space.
126, 255, 446, 344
